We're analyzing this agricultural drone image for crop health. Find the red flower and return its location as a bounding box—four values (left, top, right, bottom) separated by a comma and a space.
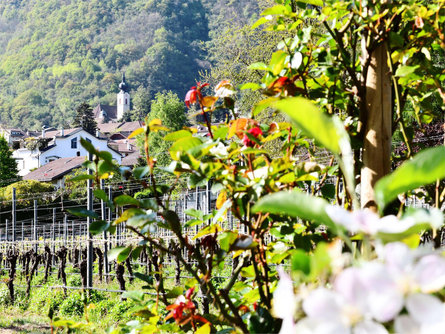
185, 82, 209, 108
185, 287, 195, 299
165, 288, 210, 328
242, 126, 263, 147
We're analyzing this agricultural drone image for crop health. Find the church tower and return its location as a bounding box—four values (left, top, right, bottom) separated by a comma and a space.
117, 73, 130, 120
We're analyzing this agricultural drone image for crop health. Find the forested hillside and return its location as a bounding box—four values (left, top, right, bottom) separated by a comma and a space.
0, 0, 259, 129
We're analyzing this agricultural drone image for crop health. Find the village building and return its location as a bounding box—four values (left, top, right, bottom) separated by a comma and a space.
13, 128, 122, 176
8, 74, 143, 177
23, 156, 85, 188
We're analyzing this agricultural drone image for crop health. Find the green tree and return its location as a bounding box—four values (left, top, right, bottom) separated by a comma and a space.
130, 86, 152, 121
202, 0, 280, 118
0, 135, 19, 187
72, 102, 97, 135
144, 91, 187, 166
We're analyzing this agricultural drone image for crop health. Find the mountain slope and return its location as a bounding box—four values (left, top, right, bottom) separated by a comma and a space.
0, 0, 259, 129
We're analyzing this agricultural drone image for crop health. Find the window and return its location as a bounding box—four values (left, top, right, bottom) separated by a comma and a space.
71, 137, 77, 149
125, 98, 128, 104
86, 138, 91, 143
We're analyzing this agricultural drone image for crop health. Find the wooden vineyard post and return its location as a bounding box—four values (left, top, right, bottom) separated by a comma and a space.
206, 181, 211, 225
12, 188, 16, 242
102, 180, 109, 282
52, 209, 56, 265
33, 200, 38, 253
63, 214, 67, 244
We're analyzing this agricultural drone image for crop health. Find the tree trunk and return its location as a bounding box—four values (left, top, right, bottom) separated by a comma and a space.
361, 43, 392, 211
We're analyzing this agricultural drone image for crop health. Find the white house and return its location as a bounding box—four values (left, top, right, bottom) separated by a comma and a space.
13, 128, 122, 176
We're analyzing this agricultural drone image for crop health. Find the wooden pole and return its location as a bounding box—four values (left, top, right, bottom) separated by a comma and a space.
101, 180, 109, 281
12, 188, 16, 242
360, 42, 392, 210
52, 209, 56, 265
33, 200, 38, 253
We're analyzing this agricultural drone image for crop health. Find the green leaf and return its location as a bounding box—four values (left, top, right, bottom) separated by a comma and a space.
239, 82, 262, 90
166, 287, 183, 298
252, 190, 334, 227
115, 208, 146, 224
67, 208, 99, 219
97, 151, 113, 162
114, 194, 140, 207
93, 189, 108, 202
218, 231, 238, 252
163, 210, 181, 234
107, 247, 126, 262
251, 17, 269, 30
291, 249, 310, 275
253, 96, 280, 116
374, 146, 445, 210
275, 97, 342, 155
134, 272, 154, 285
133, 166, 150, 180
296, 0, 323, 6
395, 65, 420, 77
194, 224, 221, 239
261, 5, 289, 16
213, 126, 229, 140
185, 208, 204, 220
169, 137, 202, 160
164, 130, 192, 141
269, 50, 288, 76
80, 137, 97, 155
248, 62, 269, 71
131, 246, 143, 260
89, 220, 109, 235
127, 213, 157, 228
117, 246, 133, 263
274, 97, 356, 207
67, 174, 94, 182
122, 291, 145, 303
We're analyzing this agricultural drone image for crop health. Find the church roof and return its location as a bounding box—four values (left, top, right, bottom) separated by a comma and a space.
93, 103, 118, 121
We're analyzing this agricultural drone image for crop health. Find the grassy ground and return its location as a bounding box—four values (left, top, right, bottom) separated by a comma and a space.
0, 308, 50, 334
0, 260, 233, 333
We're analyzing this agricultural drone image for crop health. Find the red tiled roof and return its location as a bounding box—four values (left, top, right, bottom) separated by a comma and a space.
118, 121, 143, 133
121, 151, 141, 166
97, 122, 121, 133
43, 128, 81, 138
23, 156, 85, 182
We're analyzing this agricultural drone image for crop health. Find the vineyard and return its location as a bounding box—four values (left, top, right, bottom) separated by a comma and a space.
0, 180, 238, 295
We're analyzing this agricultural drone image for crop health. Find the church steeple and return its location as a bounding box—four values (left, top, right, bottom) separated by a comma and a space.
117, 72, 130, 120
119, 72, 129, 93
